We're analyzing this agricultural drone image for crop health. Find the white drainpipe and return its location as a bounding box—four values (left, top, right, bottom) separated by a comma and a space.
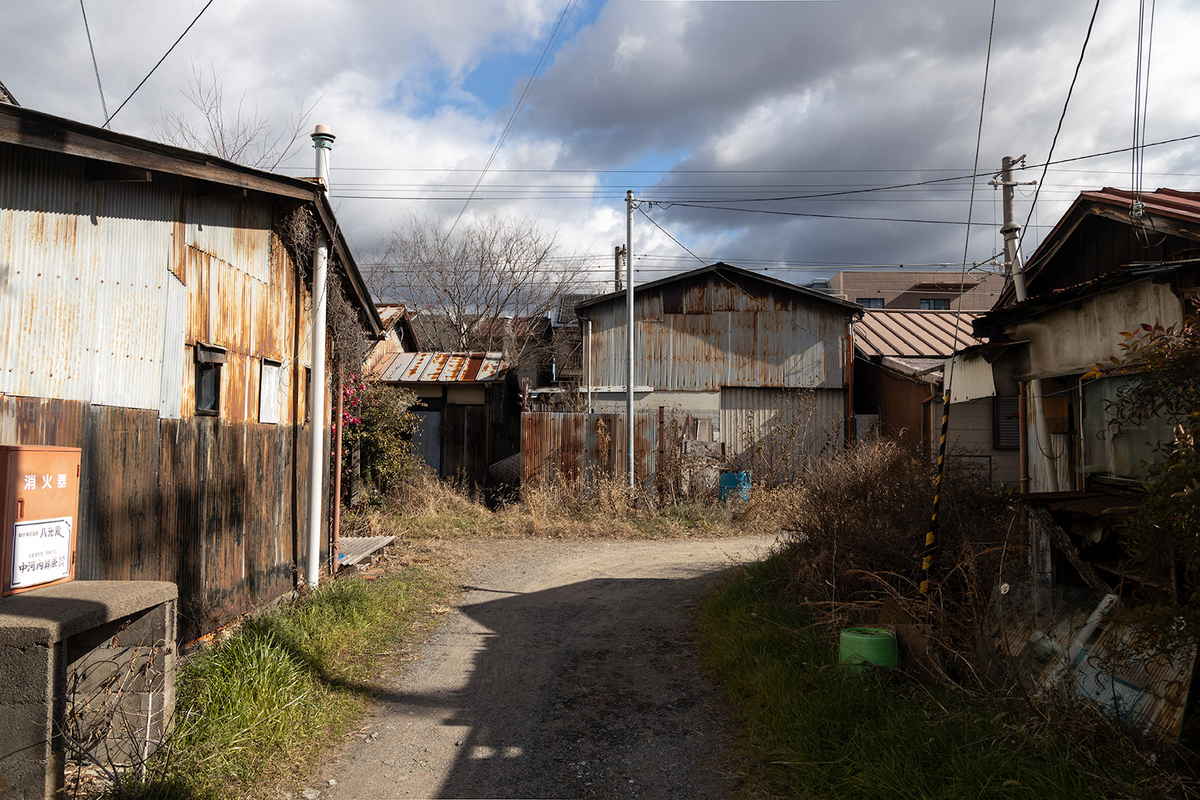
306, 124, 335, 588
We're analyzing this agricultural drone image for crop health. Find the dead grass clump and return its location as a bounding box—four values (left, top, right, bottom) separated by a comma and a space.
779, 438, 1020, 672
387, 470, 487, 517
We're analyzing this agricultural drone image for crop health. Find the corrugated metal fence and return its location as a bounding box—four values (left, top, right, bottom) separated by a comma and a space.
521, 412, 659, 489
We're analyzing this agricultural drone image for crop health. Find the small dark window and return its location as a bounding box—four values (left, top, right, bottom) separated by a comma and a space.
994, 396, 1019, 449
920, 298, 951, 311
195, 344, 227, 417
856, 297, 884, 308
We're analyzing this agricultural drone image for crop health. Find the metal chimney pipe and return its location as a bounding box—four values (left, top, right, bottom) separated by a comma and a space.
305, 124, 335, 589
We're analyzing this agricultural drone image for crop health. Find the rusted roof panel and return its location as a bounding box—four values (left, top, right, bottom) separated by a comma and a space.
854, 310, 982, 358
376, 352, 507, 383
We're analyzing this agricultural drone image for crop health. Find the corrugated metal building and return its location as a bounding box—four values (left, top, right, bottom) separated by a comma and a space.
368, 350, 517, 483
0, 103, 381, 640
574, 263, 859, 481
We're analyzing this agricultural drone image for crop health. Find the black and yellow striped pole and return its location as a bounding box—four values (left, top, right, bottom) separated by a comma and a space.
920, 385, 952, 596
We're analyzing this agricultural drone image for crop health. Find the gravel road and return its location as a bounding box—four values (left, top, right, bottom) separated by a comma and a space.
314, 535, 779, 800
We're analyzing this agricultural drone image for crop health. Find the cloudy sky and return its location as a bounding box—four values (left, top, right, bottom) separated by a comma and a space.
5, 0, 1200, 293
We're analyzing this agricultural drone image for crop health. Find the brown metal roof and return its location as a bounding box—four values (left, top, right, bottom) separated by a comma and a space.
372, 351, 507, 384
991, 187, 1200, 310
854, 310, 982, 358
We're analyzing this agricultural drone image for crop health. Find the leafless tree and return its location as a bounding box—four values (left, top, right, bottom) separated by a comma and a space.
368, 215, 591, 371
152, 63, 317, 170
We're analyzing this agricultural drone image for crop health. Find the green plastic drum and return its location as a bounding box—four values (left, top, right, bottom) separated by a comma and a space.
839, 627, 898, 673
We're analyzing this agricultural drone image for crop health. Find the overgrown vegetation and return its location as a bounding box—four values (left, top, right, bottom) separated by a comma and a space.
776, 439, 1019, 671
701, 555, 1185, 799
340, 378, 421, 497
93, 561, 453, 800
340, 468, 787, 542
1088, 296, 1200, 647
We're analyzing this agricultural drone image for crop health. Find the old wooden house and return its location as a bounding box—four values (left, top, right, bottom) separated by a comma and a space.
963, 188, 1200, 736
0, 103, 381, 639
970, 188, 1199, 497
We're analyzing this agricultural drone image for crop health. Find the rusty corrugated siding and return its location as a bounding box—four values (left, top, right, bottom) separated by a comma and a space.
583, 274, 850, 391
0, 144, 299, 422
0, 142, 328, 640
522, 411, 656, 488
719, 387, 846, 465
989, 586, 1196, 739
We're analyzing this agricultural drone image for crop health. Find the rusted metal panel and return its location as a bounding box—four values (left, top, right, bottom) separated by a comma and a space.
583, 273, 850, 392
521, 411, 657, 489
0, 145, 297, 422
440, 353, 468, 382
719, 387, 845, 474
376, 351, 508, 384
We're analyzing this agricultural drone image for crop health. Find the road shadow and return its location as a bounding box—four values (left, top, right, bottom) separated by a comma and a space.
370, 568, 742, 799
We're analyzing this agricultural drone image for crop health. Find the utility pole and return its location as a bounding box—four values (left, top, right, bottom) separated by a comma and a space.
991, 155, 1057, 493
625, 191, 635, 491
614, 245, 626, 291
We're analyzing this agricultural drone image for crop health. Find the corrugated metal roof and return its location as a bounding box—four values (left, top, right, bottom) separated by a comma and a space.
376, 304, 407, 328
373, 351, 507, 383
854, 310, 982, 358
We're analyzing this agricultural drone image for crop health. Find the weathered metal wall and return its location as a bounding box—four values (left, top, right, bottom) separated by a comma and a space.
521, 412, 657, 489
583, 273, 850, 391
719, 387, 845, 481
0, 143, 322, 641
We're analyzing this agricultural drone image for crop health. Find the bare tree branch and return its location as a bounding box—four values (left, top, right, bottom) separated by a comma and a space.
369, 215, 590, 369
151, 62, 319, 170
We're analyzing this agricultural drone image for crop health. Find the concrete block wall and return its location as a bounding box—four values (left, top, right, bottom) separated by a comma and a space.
0, 581, 176, 799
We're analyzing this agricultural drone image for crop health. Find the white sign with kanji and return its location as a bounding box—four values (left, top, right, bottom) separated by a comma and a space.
11, 517, 72, 588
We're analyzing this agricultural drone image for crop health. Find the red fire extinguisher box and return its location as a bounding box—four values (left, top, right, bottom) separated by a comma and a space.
0, 445, 82, 596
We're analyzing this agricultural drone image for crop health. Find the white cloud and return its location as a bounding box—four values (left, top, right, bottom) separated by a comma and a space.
3, 0, 1200, 286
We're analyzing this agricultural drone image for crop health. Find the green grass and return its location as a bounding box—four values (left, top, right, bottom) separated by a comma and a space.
120, 566, 453, 800
700, 555, 1168, 800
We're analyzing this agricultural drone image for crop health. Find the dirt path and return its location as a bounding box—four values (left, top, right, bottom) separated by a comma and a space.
314, 535, 778, 800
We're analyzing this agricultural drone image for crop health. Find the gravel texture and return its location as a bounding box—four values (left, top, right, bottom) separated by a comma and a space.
316, 536, 778, 800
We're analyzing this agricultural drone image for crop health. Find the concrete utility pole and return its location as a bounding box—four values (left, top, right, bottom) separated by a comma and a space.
992, 154, 1058, 493
625, 191, 635, 491
614, 245, 626, 291
306, 124, 334, 589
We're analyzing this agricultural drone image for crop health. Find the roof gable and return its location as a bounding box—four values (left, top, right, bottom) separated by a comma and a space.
1000, 187, 1200, 306
575, 262, 860, 314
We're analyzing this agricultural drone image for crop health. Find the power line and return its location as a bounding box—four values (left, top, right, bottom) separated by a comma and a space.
1015, 0, 1102, 259
78, 0, 109, 123
103, 0, 214, 128
447, 0, 579, 234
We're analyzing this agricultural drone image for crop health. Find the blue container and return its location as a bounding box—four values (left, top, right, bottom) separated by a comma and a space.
718, 470, 752, 502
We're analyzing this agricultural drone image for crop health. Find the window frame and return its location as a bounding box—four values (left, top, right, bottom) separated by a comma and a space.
194, 343, 227, 417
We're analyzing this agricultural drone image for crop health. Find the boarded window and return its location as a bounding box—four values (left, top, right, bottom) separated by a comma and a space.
260, 360, 281, 424
993, 396, 1019, 449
